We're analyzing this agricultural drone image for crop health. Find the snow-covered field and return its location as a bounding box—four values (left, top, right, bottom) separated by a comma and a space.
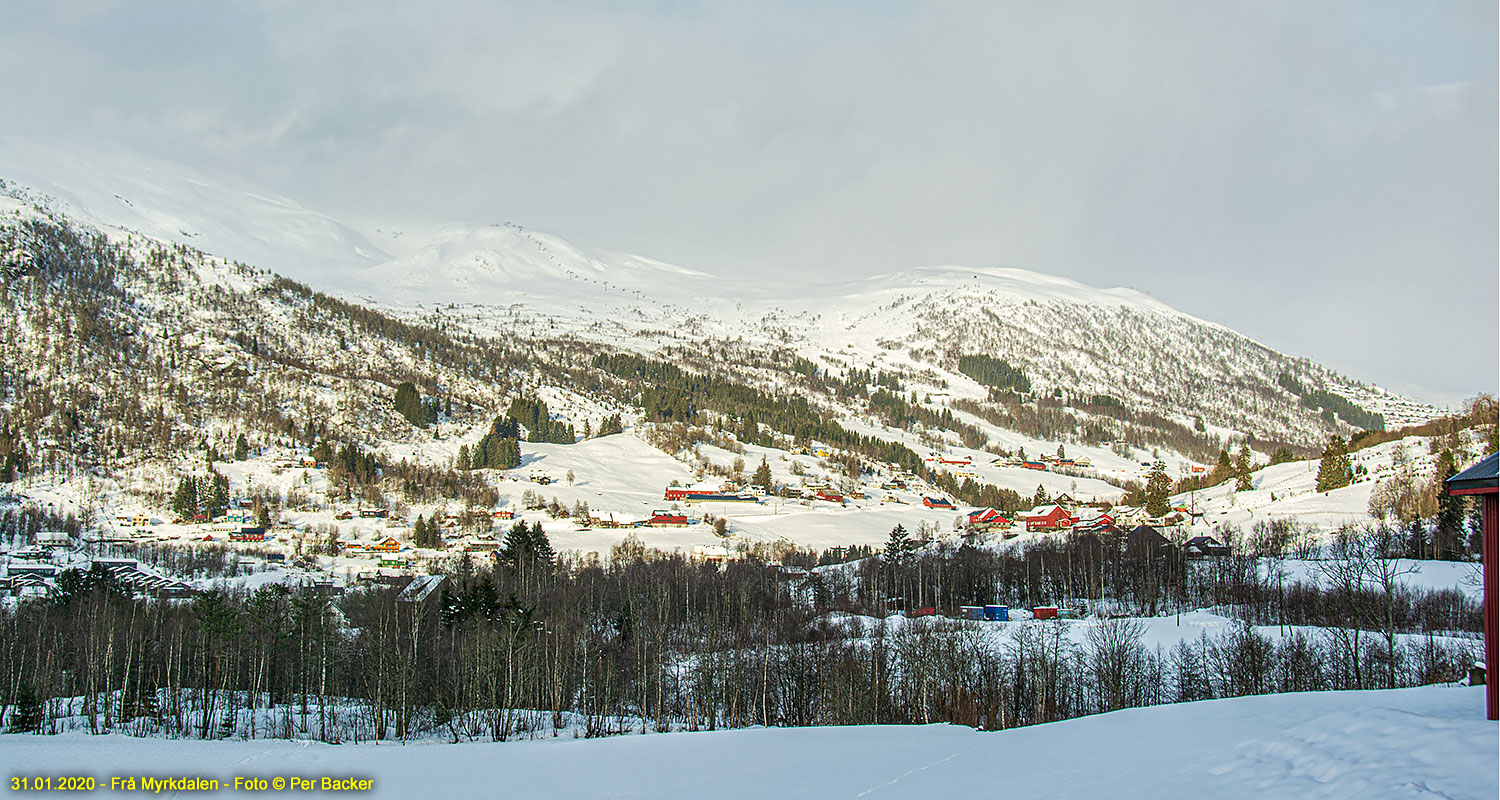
5, 685, 1492, 799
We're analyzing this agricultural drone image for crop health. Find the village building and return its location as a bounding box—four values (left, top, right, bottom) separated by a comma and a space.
1023, 504, 1076, 532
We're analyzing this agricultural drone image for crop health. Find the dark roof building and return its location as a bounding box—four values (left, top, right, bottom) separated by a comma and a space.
1446, 452, 1496, 721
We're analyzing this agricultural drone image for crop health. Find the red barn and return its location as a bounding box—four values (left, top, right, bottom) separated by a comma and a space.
663, 487, 690, 501
647, 511, 689, 527
923, 496, 957, 510
966, 508, 1005, 526
1024, 504, 1076, 532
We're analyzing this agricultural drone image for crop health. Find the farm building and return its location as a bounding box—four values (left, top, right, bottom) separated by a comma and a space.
1023, 505, 1076, 532
229, 527, 266, 542
964, 508, 1010, 532
646, 510, 690, 527
923, 496, 957, 510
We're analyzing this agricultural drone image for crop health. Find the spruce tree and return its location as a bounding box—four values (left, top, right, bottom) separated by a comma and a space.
884, 524, 913, 565
1145, 460, 1172, 517
9, 683, 43, 733
393, 381, 432, 427
528, 521, 555, 568
1434, 451, 1466, 560
754, 456, 773, 488
171, 477, 198, 519
1234, 446, 1253, 492
1315, 436, 1352, 493
234, 434, 249, 461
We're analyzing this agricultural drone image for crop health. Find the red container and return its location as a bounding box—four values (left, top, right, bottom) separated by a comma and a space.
1032, 606, 1058, 620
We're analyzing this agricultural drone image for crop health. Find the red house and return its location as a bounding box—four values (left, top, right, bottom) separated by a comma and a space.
1024, 504, 1076, 532
966, 508, 1005, 526
663, 487, 690, 501
647, 511, 689, 527
1447, 452, 1497, 720
923, 496, 957, 510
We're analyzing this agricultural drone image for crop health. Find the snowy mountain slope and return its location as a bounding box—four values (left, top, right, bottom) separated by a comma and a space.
0, 144, 1444, 459
5, 685, 1492, 799
0, 137, 388, 282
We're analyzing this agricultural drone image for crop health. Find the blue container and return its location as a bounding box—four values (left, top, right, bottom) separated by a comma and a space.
961, 605, 985, 620
983, 605, 1010, 621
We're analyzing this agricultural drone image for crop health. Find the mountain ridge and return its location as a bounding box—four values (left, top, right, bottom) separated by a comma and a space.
0, 141, 1443, 456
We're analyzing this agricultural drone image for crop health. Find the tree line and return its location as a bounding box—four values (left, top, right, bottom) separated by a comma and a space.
1, 521, 1478, 742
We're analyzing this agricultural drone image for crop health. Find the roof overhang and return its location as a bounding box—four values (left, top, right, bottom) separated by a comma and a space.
1446, 452, 1498, 496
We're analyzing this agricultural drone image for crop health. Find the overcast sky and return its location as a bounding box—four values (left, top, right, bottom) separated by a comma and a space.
1, 1, 1494, 406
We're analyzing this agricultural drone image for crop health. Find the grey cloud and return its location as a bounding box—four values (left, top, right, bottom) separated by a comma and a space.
0, 0, 1493, 404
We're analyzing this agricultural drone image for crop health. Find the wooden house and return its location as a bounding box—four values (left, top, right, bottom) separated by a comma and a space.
1184, 535, 1230, 558
1024, 505, 1076, 532
367, 536, 403, 553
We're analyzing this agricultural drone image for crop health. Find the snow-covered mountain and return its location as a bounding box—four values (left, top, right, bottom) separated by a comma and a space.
0, 139, 1443, 457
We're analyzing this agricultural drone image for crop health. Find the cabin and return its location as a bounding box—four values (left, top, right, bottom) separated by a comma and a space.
367, 536, 403, 553
814, 490, 845, 504
775, 566, 809, 581
1125, 525, 1174, 556
7, 564, 58, 578
1184, 535, 1230, 558
359, 507, 389, 519
691, 544, 739, 563
1024, 505, 1076, 532
923, 496, 957, 510
491, 509, 516, 520
229, 527, 266, 542
35, 531, 70, 547
1051, 493, 1078, 512
1073, 512, 1115, 532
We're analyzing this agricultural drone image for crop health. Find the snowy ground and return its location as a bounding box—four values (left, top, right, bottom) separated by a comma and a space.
4, 686, 1492, 799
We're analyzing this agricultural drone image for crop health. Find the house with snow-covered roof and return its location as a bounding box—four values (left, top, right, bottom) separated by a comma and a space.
1024, 505, 1076, 532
